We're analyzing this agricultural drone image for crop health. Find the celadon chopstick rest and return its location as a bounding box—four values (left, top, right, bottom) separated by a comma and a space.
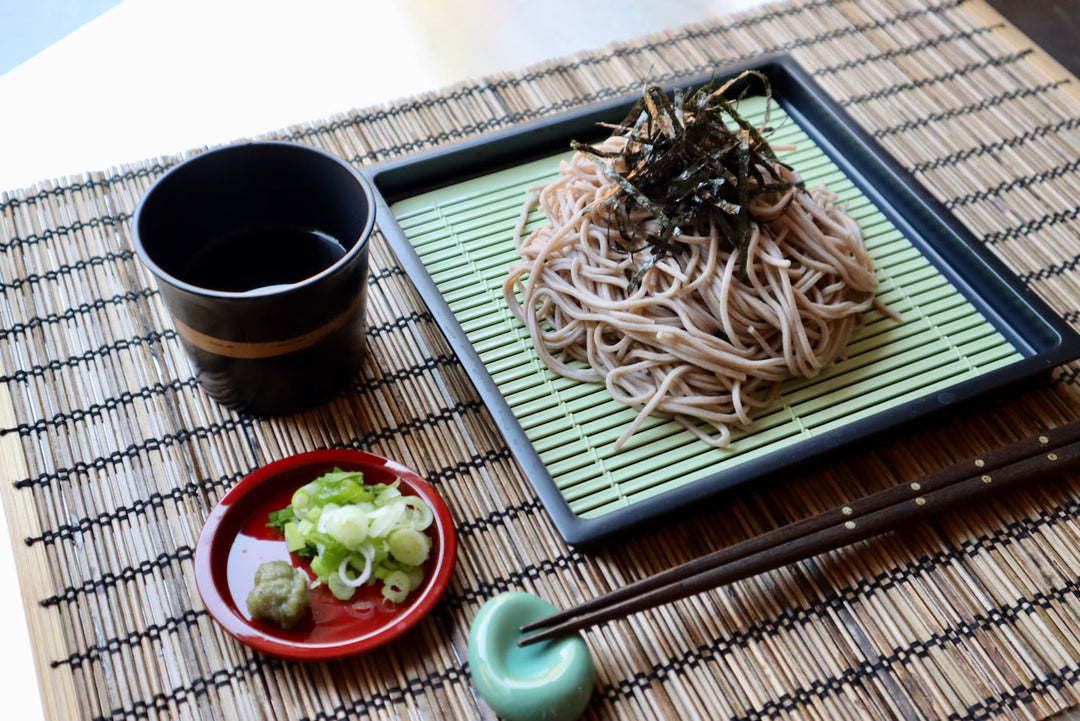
468, 592, 595, 721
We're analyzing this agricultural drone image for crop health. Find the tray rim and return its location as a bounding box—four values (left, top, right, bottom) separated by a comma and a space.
365, 53, 1080, 549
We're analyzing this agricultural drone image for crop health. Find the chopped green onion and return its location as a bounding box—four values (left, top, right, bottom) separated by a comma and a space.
388, 528, 431, 567
401, 498, 434, 531
283, 522, 305, 553
381, 570, 411, 604
266, 468, 435, 605
368, 501, 405, 538
291, 487, 313, 511
338, 546, 374, 588
322, 505, 369, 550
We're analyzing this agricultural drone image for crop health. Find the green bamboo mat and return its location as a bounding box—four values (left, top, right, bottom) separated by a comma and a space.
5, 1, 1080, 720
391, 97, 1021, 518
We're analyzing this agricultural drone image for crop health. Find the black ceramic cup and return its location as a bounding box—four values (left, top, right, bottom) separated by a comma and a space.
133, 141, 375, 415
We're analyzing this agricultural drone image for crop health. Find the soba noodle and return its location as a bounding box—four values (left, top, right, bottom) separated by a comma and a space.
504, 135, 880, 450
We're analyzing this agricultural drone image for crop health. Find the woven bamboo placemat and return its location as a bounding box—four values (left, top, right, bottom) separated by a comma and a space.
4, 0, 1080, 718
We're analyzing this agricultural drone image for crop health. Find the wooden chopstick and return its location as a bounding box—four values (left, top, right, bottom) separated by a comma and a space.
518, 420, 1080, 646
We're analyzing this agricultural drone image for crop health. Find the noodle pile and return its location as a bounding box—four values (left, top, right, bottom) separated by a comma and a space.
504, 121, 880, 451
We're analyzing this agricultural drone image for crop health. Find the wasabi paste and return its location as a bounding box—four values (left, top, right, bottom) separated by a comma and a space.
246, 560, 311, 629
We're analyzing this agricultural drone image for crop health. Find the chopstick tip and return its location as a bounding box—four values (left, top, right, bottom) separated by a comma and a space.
516, 628, 551, 647
516, 636, 535, 648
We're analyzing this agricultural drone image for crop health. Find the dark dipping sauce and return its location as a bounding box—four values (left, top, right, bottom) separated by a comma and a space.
182, 226, 347, 292
166, 223, 366, 415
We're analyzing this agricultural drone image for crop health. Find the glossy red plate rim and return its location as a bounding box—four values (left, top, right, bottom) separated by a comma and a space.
194, 449, 457, 661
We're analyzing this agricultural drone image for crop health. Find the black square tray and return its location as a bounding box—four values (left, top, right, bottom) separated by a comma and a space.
365, 54, 1080, 548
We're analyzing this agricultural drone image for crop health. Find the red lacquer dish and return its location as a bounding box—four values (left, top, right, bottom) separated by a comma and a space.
194, 449, 457, 661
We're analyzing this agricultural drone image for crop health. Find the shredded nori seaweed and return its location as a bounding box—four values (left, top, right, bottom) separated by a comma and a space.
572, 71, 799, 287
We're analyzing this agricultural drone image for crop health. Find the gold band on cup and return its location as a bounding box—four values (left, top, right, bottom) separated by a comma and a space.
170, 298, 362, 359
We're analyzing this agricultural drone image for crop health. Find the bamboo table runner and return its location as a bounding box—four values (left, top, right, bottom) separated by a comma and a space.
4, 0, 1080, 718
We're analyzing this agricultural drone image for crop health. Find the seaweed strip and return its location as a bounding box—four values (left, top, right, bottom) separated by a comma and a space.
572, 71, 797, 287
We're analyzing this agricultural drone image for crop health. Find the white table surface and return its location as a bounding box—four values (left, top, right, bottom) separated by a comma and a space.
0, 0, 771, 717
